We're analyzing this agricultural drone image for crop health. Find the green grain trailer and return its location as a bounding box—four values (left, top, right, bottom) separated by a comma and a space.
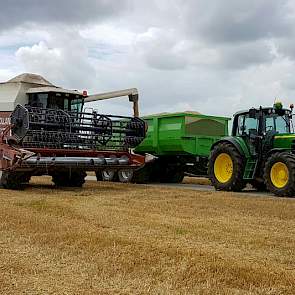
130, 111, 230, 183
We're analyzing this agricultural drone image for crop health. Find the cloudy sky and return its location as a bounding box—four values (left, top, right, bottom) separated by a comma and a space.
1, 0, 295, 117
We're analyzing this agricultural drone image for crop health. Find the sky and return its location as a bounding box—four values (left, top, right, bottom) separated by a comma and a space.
1, 0, 295, 117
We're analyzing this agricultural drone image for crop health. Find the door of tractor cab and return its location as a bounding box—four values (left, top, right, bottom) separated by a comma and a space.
235, 112, 260, 155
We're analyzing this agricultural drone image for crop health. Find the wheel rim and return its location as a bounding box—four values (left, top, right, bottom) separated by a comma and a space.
270, 162, 289, 188
120, 170, 132, 180
102, 170, 115, 180
214, 153, 233, 183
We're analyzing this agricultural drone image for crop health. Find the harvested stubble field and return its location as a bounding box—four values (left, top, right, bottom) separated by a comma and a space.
0, 178, 294, 295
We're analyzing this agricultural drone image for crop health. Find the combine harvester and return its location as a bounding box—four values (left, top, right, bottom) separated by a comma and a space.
0, 73, 146, 189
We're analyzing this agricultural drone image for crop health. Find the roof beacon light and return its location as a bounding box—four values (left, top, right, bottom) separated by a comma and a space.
83, 90, 88, 97
274, 101, 283, 110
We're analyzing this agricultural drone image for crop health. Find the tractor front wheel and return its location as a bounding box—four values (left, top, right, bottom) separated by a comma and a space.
208, 142, 246, 191
264, 152, 295, 197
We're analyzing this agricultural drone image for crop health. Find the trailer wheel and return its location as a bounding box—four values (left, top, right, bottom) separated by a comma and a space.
101, 170, 118, 182
52, 171, 86, 187
264, 152, 295, 197
70, 171, 86, 187
161, 169, 184, 183
0, 171, 24, 190
208, 142, 246, 191
118, 169, 134, 183
95, 171, 102, 181
132, 166, 151, 183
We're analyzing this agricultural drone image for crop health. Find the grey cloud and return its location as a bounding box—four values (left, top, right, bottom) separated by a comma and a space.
0, 0, 130, 31
183, 0, 291, 44
15, 30, 96, 89
3, 0, 295, 118
219, 40, 275, 69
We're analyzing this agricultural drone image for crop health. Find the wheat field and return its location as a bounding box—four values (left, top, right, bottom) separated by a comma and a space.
0, 177, 294, 294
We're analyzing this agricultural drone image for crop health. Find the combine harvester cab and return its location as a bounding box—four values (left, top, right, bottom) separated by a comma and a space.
0, 73, 146, 189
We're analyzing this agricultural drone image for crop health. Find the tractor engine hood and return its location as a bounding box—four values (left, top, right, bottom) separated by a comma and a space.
273, 134, 295, 149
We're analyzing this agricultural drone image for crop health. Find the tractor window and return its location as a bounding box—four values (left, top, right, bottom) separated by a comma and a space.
265, 117, 275, 132
237, 115, 258, 136
275, 116, 289, 133
264, 115, 290, 134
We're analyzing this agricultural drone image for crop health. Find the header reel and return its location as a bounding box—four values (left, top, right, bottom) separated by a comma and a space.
10, 104, 146, 151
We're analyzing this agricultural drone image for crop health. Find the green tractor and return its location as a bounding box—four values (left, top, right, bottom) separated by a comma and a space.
208, 102, 295, 197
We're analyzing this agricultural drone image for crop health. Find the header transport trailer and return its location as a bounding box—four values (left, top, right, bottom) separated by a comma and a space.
0, 73, 146, 189
97, 111, 230, 183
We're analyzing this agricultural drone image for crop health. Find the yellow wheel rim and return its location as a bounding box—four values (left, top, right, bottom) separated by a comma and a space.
270, 162, 289, 188
214, 153, 233, 183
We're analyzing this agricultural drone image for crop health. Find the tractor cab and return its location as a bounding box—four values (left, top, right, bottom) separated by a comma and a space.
232, 105, 293, 138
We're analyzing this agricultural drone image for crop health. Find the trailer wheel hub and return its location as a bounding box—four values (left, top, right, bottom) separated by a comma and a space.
214, 153, 233, 183
270, 162, 289, 188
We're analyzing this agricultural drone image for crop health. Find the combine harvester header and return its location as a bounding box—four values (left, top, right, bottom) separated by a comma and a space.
0, 73, 146, 189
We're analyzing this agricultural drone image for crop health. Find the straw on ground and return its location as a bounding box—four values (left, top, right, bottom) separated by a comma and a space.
0, 177, 294, 294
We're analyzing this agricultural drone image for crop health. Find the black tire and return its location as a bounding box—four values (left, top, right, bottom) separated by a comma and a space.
132, 166, 151, 184
52, 171, 86, 187
101, 170, 118, 182
251, 179, 267, 192
0, 171, 24, 190
95, 171, 102, 181
118, 169, 134, 183
160, 169, 184, 183
1, 171, 23, 190
208, 142, 246, 191
264, 152, 295, 197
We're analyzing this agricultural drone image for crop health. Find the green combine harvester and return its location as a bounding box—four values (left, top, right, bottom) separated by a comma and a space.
208, 102, 295, 197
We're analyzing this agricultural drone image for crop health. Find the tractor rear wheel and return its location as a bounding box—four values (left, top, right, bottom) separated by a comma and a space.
264, 152, 295, 197
208, 142, 246, 191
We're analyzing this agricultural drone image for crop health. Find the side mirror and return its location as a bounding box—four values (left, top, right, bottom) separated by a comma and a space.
249, 108, 256, 118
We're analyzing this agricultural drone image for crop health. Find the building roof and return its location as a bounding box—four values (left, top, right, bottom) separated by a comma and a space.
27, 86, 82, 96
6, 73, 53, 86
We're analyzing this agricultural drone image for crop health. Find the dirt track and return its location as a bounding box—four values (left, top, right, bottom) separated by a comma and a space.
87, 175, 271, 198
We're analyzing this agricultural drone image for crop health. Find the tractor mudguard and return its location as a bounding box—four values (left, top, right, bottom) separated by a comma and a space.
265, 148, 290, 158
211, 137, 250, 159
